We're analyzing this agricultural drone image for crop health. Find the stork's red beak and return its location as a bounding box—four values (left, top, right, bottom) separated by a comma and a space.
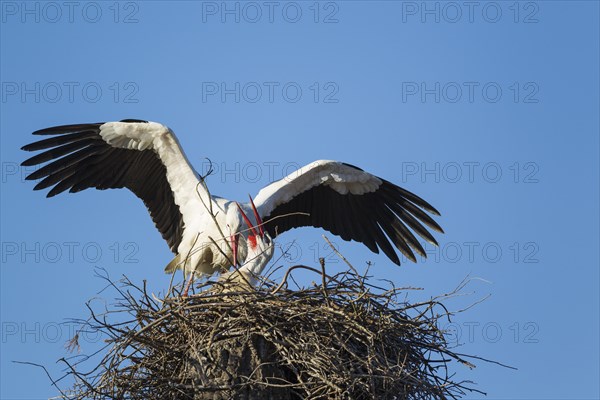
235, 197, 264, 253
248, 195, 264, 237
231, 233, 238, 267
235, 196, 264, 238
236, 203, 257, 237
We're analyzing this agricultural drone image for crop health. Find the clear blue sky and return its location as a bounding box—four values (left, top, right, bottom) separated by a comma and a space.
1, 1, 598, 399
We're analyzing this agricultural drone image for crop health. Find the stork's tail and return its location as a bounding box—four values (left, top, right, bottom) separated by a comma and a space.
164, 254, 181, 274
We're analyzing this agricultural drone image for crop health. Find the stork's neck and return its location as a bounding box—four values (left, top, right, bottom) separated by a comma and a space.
236, 252, 269, 286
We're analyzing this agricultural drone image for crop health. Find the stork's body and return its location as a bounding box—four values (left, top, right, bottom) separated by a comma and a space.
21, 119, 444, 289
163, 197, 247, 276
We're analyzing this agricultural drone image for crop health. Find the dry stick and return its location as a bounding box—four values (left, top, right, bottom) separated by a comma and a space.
261, 239, 298, 285
13, 361, 69, 398
319, 257, 331, 306
64, 312, 99, 355
271, 265, 341, 294
322, 234, 361, 278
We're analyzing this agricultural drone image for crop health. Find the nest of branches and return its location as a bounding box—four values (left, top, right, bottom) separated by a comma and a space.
58, 261, 485, 400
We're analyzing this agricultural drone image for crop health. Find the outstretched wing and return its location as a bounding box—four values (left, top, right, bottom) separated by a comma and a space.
252, 160, 443, 265
21, 119, 206, 253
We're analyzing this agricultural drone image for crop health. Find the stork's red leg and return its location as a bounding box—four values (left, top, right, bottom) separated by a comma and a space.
182, 274, 194, 297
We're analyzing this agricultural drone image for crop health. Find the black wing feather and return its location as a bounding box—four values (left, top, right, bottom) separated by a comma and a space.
21, 130, 99, 152
261, 171, 443, 266
22, 122, 184, 253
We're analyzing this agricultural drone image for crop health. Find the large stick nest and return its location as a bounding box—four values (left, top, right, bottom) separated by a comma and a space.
60, 263, 484, 400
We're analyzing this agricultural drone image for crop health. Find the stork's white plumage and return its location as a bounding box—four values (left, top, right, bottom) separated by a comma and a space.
22, 119, 444, 292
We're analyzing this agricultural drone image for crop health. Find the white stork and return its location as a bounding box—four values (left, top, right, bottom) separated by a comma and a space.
22, 119, 444, 294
